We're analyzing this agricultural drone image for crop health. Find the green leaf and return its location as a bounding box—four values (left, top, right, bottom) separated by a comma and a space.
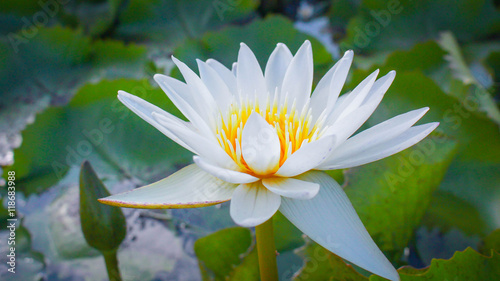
363, 71, 500, 162
273, 211, 305, 252
6, 78, 191, 194
480, 229, 500, 255
350, 39, 500, 126
115, 0, 258, 48
60, 0, 127, 37
296, 245, 500, 280
341, 0, 500, 53
346, 46, 500, 233
371, 248, 500, 281
439, 161, 500, 231
0, 26, 148, 178
173, 15, 332, 74
327, 0, 362, 28
194, 227, 253, 281
344, 134, 458, 261
80, 160, 126, 252
294, 241, 369, 281
194, 212, 305, 281
437, 32, 500, 125
415, 227, 481, 265
421, 191, 488, 236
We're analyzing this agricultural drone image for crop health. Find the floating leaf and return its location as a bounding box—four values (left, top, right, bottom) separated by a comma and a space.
194, 227, 253, 281
371, 248, 500, 281
294, 241, 368, 281
437, 32, 500, 124
341, 0, 500, 52
343, 134, 458, 261
0, 25, 148, 177
480, 229, 500, 255
115, 0, 258, 48
194, 212, 305, 281
421, 191, 488, 236
6, 78, 191, 194
415, 227, 481, 265
173, 15, 332, 73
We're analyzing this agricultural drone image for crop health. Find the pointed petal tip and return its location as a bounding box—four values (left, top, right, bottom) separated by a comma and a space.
117, 90, 130, 98
343, 50, 354, 61
97, 196, 123, 207
429, 122, 440, 130
239, 42, 251, 53
384, 70, 396, 80
153, 73, 166, 82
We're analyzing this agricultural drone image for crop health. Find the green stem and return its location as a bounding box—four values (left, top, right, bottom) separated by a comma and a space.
103, 249, 122, 281
255, 217, 279, 281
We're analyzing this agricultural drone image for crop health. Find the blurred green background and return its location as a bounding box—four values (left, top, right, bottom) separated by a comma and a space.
0, 0, 499, 280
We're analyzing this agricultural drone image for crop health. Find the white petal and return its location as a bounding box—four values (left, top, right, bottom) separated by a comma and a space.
326, 103, 381, 146
310, 50, 353, 121
99, 164, 236, 208
328, 69, 379, 122
153, 112, 236, 169
193, 156, 259, 184
262, 177, 319, 200
363, 70, 396, 106
326, 71, 394, 145
171, 56, 218, 121
241, 112, 281, 175
265, 43, 293, 101
232, 62, 238, 76
154, 74, 214, 138
206, 59, 237, 94
319, 122, 439, 170
237, 43, 266, 103
279, 171, 400, 281
230, 182, 281, 227
322, 107, 429, 166
117, 91, 195, 153
280, 40, 313, 110
276, 135, 336, 177
197, 59, 232, 112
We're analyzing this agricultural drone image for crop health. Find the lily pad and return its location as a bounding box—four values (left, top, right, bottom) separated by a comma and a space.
194, 212, 305, 281
480, 229, 500, 255
294, 241, 368, 281
341, 0, 500, 52
173, 15, 332, 74
6, 78, 192, 194
371, 248, 500, 281
344, 134, 458, 261
0, 25, 148, 176
195, 227, 254, 281
421, 190, 488, 236
115, 0, 259, 48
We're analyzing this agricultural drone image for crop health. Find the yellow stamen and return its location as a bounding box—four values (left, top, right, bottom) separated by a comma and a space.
214, 97, 323, 176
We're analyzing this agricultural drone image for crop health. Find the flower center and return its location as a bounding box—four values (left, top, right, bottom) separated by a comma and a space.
214, 97, 325, 175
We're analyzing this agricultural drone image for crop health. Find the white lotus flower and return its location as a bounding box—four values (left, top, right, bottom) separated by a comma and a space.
100, 41, 438, 281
